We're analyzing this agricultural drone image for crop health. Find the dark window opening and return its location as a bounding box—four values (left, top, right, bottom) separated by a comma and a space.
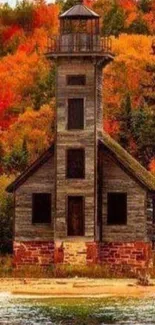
32, 193, 51, 224
107, 193, 127, 225
67, 196, 84, 236
67, 148, 85, 179
152, 241, 155, 251
68, 98, 84, 130
153, 197, 155, 224
67, 75, 86, 86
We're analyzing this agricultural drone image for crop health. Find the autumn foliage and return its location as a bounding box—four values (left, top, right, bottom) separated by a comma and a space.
0, 0, 154, 176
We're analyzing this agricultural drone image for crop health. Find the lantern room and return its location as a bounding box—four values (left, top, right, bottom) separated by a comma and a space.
59, 0, 100, 35
47, 0, 112, 54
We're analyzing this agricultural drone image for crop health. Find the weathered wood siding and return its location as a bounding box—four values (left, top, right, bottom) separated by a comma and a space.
147, 193, 154, 241
101, 148, 148, 242
56, 57, 102, 240
96, 66, 103, 131
15, 155, 55, 241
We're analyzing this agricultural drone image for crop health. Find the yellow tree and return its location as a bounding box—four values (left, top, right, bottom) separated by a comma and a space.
2, 103, 55, 172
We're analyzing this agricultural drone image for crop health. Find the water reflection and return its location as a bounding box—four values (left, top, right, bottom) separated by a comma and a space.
0, 295, 155, 324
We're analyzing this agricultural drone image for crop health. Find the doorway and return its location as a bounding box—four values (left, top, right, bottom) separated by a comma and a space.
67, 196, 84, 236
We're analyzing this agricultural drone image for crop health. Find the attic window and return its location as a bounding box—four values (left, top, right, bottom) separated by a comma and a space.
67, 148, 85, 179
107, 193, 127, 225
67, 75, 86, 86
152, 241, 155, 250
68, 98, 84, 130
153, 197, 155, 224
32, 193, 51, 224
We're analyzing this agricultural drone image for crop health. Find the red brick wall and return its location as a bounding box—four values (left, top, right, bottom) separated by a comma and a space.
54, 243, 64, 264
13, 240, 152, 273
13, 241, 54, 267
86, 242, 99, 264
99, 242, 152, 271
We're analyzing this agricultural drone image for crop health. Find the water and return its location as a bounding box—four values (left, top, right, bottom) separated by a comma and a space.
0, 294, 155, 324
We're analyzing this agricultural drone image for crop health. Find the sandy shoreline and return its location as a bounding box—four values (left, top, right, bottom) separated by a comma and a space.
0, 278, 155, 298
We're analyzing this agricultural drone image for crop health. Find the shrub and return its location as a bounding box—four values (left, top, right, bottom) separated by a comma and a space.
0, 174, 14, 254
0, 255, 13, 277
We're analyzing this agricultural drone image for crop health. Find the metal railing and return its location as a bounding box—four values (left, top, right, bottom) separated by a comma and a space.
47, 34, 112, 54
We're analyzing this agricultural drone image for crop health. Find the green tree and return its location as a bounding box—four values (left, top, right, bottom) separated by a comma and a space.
0, 3, 15, 26
141, 63, 155, 111
55, 0, 64, 9
138, 0, 152, 13
31, 66, 56, 110
61, 0, 80, 12
22, 137, 29, 166
14, 0, 34, 31
119, 94, 132, 149
131, 103, 155, 167
3, 139, 29, 173
102, 2, 125, 37
128, 16, 150, 35
0, 175, 14, 254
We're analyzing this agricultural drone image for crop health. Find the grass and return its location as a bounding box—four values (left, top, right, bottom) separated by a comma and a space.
0, 255, 139, 278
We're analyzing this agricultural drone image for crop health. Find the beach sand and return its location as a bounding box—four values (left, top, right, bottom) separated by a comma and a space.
0, 278, 155, 298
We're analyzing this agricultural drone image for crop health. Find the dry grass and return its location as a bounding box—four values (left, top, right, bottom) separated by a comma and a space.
0, 255, 138, 278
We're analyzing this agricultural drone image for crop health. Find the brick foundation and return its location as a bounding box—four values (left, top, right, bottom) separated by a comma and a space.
86, 242, 99, 264
99, 242, 152, 272
13, 241, 54, 267
13, 240, 152, 273
54, 242, 64, 264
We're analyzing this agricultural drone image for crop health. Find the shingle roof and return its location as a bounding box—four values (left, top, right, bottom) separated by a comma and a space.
98, 131, 155, 192
59, 4, 99, 19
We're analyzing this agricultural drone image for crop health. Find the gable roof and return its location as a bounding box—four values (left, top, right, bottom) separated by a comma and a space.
59, 4, 99, 19
6, 144, 54, 193
98, 131, 155, 192
6, 132, 155, 193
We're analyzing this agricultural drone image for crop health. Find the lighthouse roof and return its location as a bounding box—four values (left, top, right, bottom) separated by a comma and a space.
59, 3, 99, 20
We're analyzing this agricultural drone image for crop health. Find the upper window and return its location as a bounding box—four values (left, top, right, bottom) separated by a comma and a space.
107, 193, 127, 225
67, 75, 86, 86
67, 148, 85, 179
68, 98, 84, 130
153, 196, 155, 224
32, 193, 51, 224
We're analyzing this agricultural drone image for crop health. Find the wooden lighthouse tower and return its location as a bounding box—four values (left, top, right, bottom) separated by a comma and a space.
47, 0, 113, 259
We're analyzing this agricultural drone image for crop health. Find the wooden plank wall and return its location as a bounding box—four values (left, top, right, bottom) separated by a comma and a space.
15, 155, 55, 241
101, 148, 148, 242
56, 57, 97, 240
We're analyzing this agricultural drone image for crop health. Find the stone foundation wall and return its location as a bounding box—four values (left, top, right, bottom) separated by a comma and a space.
13, 240, 152, 273
63, 242, 87, 264
13, 241, 54, 267
99, 242, 152, 272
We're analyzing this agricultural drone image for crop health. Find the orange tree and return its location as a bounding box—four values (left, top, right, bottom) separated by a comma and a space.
2, 103, 55, 173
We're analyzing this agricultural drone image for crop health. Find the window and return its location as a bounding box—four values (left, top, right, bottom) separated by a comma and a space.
153, 196, 155, 224
67, 148, 85, 179
68, 98, 84, 130
67, 196, 84, 236
32, 193, 51, 224
67, 75, 86, 86
107, 193, 127, 225
152, 241, 155, 251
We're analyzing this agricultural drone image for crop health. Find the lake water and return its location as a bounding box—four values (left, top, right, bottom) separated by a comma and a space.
0, 294, 155, 324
